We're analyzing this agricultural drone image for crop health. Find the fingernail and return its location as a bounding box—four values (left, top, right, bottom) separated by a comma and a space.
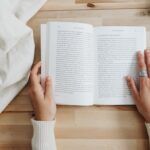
124, 76, 127, 80
137, 51, 143, 58
146, 49, 150, 53
125, 76, 130, 81
47, 76, 51, 80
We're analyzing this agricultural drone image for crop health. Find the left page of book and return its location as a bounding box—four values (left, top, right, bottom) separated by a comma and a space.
41, 22, 97, 106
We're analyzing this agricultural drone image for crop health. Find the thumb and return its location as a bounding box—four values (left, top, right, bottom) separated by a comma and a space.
45, 76, 53, 99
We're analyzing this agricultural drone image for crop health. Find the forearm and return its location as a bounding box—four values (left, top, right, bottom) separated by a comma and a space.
31, 119, 57, 150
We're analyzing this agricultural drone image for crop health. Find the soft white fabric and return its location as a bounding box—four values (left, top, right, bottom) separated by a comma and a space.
0, 0, 47, 112
31, 119, 57, 150
146, 123, 150, 147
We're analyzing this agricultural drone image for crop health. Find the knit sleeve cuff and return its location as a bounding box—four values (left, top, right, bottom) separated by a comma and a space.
145, 123, 150, 138
31, 118, 57, 150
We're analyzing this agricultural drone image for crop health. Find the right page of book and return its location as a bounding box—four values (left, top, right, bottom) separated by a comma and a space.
94, 26, 146, 105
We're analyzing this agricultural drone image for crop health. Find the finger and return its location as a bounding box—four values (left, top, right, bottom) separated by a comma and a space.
126, 76, 140, 103
31, 61, 41, 76
30, 62, 41, 85
137, 51, 146, 71
38, 74, 41, 83
144, 49, 150, 77
137, 51, 147, 84
45, 76, 53, 100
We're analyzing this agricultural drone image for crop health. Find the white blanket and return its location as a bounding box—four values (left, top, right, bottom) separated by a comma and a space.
0, 0, 47, 112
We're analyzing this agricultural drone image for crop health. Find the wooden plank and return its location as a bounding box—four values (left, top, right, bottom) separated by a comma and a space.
34, 8, 150, 18
5, 95, 33, 112
0, 111, 148, 149
56, 139, 149, 150
0, 139, 148, 150
0, 111, 147, 139
39, 0, 150, 10
76, 0, 149, 3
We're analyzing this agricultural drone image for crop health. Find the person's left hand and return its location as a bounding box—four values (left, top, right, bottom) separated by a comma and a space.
28, 62, 56, 121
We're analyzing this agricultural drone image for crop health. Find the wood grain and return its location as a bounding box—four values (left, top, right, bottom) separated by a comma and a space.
40, 0, 150, 10
76, 0, 149, 4
1, 0, 150, 149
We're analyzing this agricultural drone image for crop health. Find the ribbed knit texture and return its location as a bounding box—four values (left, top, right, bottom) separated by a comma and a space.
31, 119, 57, 150
146, 123, 150, 142
145, 123, 150, 149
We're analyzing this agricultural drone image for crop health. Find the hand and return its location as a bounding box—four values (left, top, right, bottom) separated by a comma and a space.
126, 50, 150, 123
28, 62, 56, 121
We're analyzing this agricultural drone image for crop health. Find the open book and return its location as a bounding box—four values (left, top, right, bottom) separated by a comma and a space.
41, 22, 146, 105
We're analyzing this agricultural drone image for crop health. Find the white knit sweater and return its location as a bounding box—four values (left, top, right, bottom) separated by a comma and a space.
31, 119, 150, 150
31, 119, 57, 150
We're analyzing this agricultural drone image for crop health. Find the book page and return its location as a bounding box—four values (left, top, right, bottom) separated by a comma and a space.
94, 27, 146, 105
41, 22, 97, 105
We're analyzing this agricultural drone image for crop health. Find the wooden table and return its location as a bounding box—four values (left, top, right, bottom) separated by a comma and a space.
1, 0, 150, 149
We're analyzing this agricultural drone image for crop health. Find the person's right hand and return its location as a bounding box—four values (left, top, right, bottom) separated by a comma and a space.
126, 50, 150, 123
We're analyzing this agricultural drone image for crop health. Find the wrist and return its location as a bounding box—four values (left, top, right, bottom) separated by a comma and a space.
144, 115, 150, 123
35, 113, 55, 121
145, 119, 150, 123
